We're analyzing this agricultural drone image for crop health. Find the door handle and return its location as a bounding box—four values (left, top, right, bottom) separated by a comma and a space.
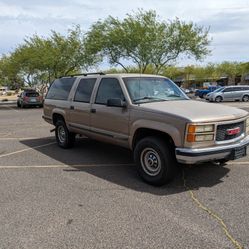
90, 108, 96, 113
70, 106, 74, 110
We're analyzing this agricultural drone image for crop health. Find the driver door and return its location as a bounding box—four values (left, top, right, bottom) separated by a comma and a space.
90, 78, 130, 145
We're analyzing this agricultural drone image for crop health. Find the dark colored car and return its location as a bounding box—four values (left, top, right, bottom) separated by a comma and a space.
17, 90, 43, 108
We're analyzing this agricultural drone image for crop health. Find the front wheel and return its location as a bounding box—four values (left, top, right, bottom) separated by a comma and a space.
215, 96, 222, 102
55, 120, 75, 148
134, 136, 177, 186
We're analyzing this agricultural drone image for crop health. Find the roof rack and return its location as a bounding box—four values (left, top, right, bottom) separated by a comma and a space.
59, 72, 105, 78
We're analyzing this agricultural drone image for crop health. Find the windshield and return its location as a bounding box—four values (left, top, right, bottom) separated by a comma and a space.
123, 77, 188, 103
213, 87, 224, 93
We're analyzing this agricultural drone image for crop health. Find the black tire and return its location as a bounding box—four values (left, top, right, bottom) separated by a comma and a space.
134, 136, 177, 186
55, 120, 75, 149
17, 101, 21, 108
242, 95, 249, 102
215, 96, 222, 102
202, 93, 207, 99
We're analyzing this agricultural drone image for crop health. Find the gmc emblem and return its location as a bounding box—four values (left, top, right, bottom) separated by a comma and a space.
226, 127, 241, 136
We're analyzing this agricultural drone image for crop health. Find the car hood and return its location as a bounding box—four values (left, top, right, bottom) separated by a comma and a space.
139, 100, 248, 122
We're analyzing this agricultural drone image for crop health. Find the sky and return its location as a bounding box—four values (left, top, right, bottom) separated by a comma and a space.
0, 0, 249, 68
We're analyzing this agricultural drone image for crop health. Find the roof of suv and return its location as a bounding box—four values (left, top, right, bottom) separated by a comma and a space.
61, 73, 168, 79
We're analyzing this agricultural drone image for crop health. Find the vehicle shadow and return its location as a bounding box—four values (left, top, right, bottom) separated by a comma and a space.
20, 137, 230, 196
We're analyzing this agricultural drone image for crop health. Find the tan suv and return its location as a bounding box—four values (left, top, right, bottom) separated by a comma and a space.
43, 73, 249, 185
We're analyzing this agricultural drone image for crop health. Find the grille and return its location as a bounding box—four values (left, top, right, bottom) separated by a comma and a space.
216, 121, 244, 141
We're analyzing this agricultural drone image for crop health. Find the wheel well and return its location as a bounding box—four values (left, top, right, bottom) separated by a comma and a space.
52, 113, 65, 125
132, 128, 175, 149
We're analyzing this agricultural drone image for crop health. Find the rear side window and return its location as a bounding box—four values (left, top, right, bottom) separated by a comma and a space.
95, 78, 124, 105
74, 78, 96, 103
46, 78, 75, 100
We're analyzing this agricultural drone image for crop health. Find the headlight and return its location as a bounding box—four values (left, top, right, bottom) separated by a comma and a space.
186, 124, 215, 142
188, 124, 214, 133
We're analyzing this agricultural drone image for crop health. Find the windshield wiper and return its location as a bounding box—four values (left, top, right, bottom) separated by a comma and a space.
133, 96, 168, 103
167, 94, 181, 98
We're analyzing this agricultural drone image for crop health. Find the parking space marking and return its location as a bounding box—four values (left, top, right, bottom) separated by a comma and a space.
0, 163, 135, 169
0, 142, 56, 158
227, 161, 249, 165
2, 105, 19, 113
0, 137, 54, 140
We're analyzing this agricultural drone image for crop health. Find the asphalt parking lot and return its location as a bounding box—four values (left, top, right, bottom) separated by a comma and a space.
0, 101, 249, 249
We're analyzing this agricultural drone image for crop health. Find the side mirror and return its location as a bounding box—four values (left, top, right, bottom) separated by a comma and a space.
17, 95, 20, 97
107, 98, 126, 108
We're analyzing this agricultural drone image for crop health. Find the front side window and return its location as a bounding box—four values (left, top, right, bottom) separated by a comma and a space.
95, 78, 124, 105
74, 78, 96, 103
123, 77, 187, 103
213, 87, 224, 93
223, 88, 232, 93
46, 77, 75, 100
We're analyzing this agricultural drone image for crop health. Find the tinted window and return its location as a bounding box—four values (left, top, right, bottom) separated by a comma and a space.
223, 88, 232, 92
232, 87, 241, 91
74, 78, 96, 103
26, 92, 39, 97
46, 78, 75, 100
95, 78, 124, 105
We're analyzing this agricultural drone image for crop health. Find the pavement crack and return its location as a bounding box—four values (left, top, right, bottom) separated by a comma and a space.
182, 169, 244, 249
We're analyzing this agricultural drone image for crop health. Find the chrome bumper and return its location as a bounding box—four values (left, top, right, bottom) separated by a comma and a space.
175, 135, 249, 164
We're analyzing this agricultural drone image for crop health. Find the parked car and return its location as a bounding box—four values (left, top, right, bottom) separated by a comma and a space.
43, 73, 249, 186
17, 90, 43, 108
207, 85, 249, 102
195, 86, 221, 98
205, 87, 225, 101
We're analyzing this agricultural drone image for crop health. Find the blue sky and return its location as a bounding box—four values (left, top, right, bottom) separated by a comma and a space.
0, 0, 249, 68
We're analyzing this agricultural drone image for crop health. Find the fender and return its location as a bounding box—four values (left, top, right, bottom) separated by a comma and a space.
129, 119, 182, 149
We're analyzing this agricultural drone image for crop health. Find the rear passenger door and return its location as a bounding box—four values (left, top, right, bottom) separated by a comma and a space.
68, 78, 96, 133
90, 77, 129, 143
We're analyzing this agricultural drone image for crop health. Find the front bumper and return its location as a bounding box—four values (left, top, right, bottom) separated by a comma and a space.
175, 135, 249, 164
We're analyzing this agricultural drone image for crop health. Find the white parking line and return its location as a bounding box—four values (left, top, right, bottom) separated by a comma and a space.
0, 137, 54, 140
227, 161, 249, 165
3, 105, 19, 113
0, 163, 135, 169
0, 142, 56, 158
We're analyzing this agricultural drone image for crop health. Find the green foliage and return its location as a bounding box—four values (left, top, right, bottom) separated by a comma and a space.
85, 10, 211, 73
0, 25, 99, 89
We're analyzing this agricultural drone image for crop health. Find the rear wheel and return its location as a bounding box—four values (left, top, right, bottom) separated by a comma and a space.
242, 95, 249, 102
55, 120, 75, 148
17, 101, 21, 108
134, 136, 177, 186
215, 96, 222, 102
